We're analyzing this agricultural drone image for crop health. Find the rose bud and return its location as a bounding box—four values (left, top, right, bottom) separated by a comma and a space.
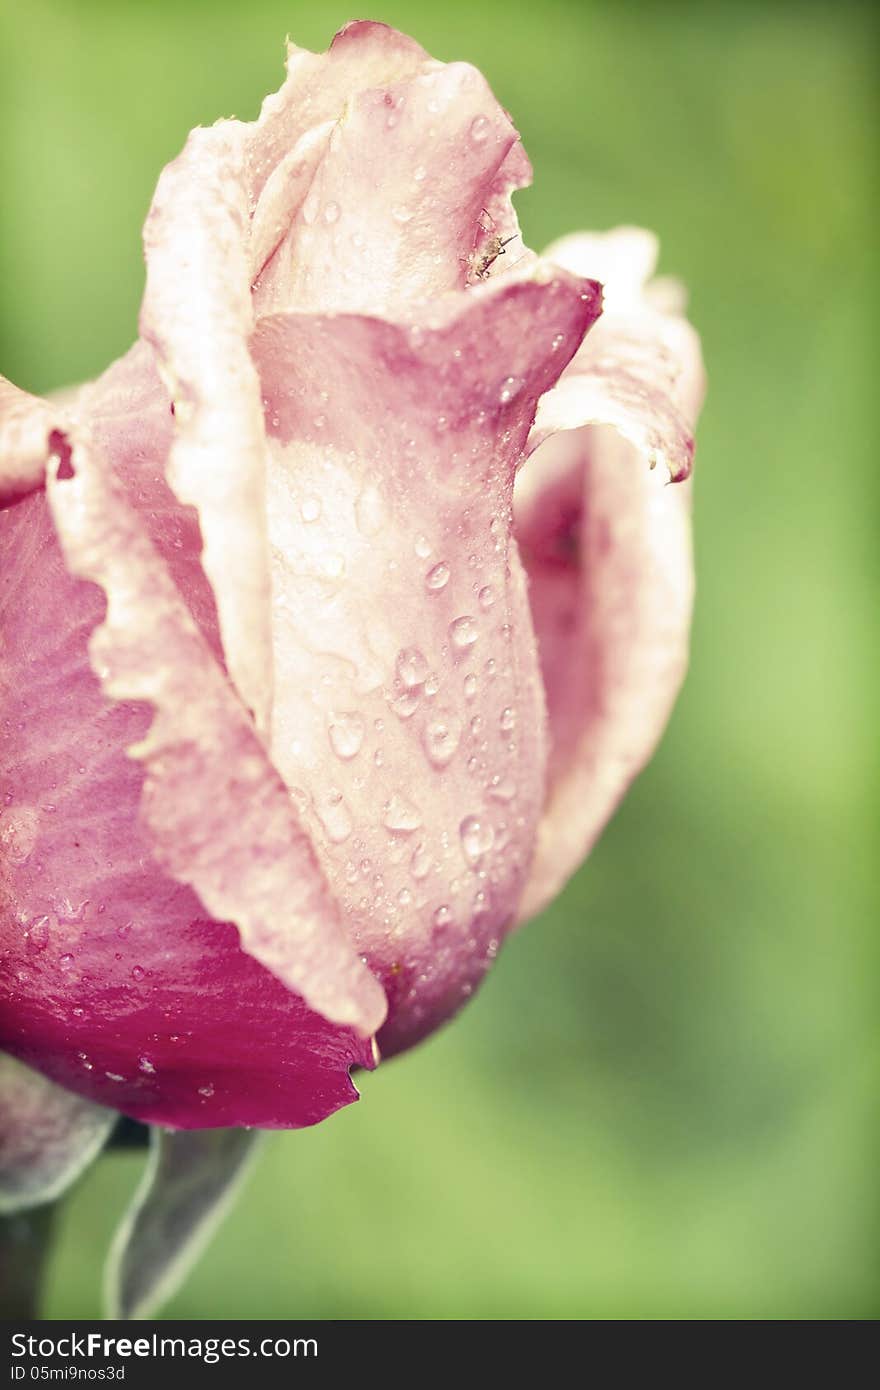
0, 20, 703, 1310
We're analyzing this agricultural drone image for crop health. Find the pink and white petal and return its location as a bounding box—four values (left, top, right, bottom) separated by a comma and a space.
272, 62, 526, 317
530, 228, 706, 482
0, 376, 60, 508
251, 269, 601, 1053
140, 122, 273, 734
0, 480, 376, 1129
42, 418, 386, 1038
516, 228, 705, 919
516, 426, 694, 920
0, 1053, 114, 1212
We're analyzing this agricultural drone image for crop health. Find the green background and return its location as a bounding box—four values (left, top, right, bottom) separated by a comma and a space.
1, 0, 876, 1319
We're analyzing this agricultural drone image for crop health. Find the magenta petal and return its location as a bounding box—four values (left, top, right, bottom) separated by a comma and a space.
516, 229, 705, 918
0, 474, 377, 1129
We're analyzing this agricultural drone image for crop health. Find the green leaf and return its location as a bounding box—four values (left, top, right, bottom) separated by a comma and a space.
104, 1126, 263, 1319
0, 1053, 115, 1214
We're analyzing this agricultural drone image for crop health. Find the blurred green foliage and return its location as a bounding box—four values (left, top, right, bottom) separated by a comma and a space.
1, 0, 876, 1318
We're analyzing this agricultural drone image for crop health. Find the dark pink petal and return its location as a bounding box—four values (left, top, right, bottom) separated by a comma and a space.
0, 1053, 114, 1211
251, 271, 601, 1053
516, 229, 705, 918
0, 441, 377, 1129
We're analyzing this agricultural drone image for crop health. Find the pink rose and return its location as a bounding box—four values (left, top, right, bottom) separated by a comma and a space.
0, 21, 703, 1234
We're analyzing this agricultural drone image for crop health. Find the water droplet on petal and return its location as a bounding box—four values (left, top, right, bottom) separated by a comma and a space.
131, 965, 145, 982
426, 561, 451, 592
499, 706, 516, 732
317, 790, 353, 843
302, 191, 319, 224
469, 114, 490, 143
433, 904, 453, 927
396, 647, 428, 687
450, 616, 478, 649
198, 1083, 215, 1098
410, 842, 432, 879
478, 585, 496, 610
392, 204, 413, 224
391, 690, 420, 719
423, 713, 462, 767
139, 1056, 156, 1075
383, 793, 422, 833
499, 376, 523, 404
414, 534, 432, 559
58, 953, 74, 971
460, 815, 495, 864
328, 712, 365, 760
323, 200, 340, 224
300, 495, 322, 523
27, 916, 49, 950
413, 164, 427, 182
463, 673, 478, 699
487, 774, 517, 802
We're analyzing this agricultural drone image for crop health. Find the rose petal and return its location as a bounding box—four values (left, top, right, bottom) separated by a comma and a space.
0, 424, 380, 1127
140, 122, 274, 734
105, 1126, 262, 1319
251, 269, 601, 1053
516, 229, 705, 918
0, 1052, 115, 1213
528, 228, 705, 482
0, 376, 59, 507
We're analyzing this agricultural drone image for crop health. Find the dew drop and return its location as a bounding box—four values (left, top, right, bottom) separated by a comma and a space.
323, 200, 340, 224
105, 1071, 124, 1083
58, 953, 74, 971
425, 561, 450, 592
469, 114, 490, 144
139, 1056, 156, 1075
499, 706, 516, 732
383, 793, 422, 833
328, 712, 365, 760
391, 690, 420, 719
499, 376, 523, 404
392, 204, 413, 224
198, 1083, 215, 1098
317, 790, 353, 844
131, 965, 145, 982
487, 774, 517, 802
302, 191, 319, 225
423, 713, 462, 767
463, 673, 478, 699
433, 904, 453, 927
300, 495, 322, 523
410, 842, 432, 879
26, 916, 49, 950
397, 887, 413, 907
460, 815, 495, 864
414, 534, 432, 559
396, 646, 428, 688
116, 922, 131, 940
450, 615, 478, 649
413, 164, 427, 182
478, 585, 496, 610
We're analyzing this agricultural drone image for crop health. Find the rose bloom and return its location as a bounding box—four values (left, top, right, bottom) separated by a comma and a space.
0, 22, 703, 1193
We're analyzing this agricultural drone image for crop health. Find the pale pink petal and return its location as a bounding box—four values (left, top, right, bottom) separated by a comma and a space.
529, 228, 705, 482
140, 122, 274, 734
251, 270, 601, 1053
266, 62, 528, 316
516, 228, 705, 918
